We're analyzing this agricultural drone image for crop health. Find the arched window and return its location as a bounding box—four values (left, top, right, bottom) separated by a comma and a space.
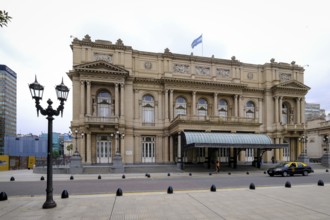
197, 98, 208, 116
218, 99, 228, 117
142, 95, 155, 123
245, 101, 255, 118
97, 91, 111, 117
175, 96, 187, 116
282, 103, 289, 124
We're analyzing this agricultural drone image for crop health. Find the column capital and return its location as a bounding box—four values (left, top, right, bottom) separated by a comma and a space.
80, 80, 85, 85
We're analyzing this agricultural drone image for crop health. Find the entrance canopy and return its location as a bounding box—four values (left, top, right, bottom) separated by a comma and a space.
182, 132, 288, 149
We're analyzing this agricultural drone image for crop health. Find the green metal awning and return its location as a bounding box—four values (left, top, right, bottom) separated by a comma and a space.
182, 132, 288, 149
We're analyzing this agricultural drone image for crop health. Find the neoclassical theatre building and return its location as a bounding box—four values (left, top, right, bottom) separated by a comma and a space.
67, 35, 310, 167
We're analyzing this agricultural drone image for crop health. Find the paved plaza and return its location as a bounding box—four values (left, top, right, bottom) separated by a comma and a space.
1, 169, 330, 219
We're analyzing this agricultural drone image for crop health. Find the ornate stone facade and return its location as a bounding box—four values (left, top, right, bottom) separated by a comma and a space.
67, 36, 310, 165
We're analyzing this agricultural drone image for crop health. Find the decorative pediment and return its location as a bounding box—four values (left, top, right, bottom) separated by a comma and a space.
73, 60, 129, 76
272, 80, 310, 91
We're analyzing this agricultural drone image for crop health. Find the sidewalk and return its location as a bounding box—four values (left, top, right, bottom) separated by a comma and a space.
1, 185, 330, 219
1, 166, 330, 219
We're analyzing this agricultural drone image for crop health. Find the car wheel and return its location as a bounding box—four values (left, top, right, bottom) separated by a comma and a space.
303, 171, 308, 176
269, 173, 274, 177
282, 171, 288, 177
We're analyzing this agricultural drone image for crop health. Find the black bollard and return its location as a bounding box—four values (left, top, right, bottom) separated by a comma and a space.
326, 169, 329, 173
61, 190, 69, 199
98, 175, 102, 180
167, 173, 170, 177
285, 181, 291, 188
209, 172, 212, 176
189, 173, 192, 176
228, 172, 231, 175
147, 174, 151, 178
70, 175, 74, 180
249, 183, 255, 190
167, 186, 173, 194
317, 179, 324, 186
0, 192, 8, 201
264, 171, 266, 174
116, 188, 123, 196
40, 176, 45, 181
10, 176, 15, 181
246, 172, 249, 175
210, 184, 216, 192
122, 174, 125, 179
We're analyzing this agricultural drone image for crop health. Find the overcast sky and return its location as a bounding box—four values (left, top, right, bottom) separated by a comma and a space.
1, 0, 330, 135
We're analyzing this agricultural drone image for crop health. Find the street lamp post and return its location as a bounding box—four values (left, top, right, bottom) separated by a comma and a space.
298, 135, 309, 164
69, 129, 84, 174
113, 131, 124, 173
29, 76, 69, 209
321, 135, 330, 167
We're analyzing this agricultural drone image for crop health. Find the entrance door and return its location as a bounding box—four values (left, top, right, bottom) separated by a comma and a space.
245, 149, 254, 162
142, 136, 155, 163
96, 138, 112, 163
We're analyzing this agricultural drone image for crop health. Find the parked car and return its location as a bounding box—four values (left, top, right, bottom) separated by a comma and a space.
267, 162, 314, 177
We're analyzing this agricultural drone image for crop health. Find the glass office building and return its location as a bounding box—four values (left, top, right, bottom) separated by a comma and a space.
0, 65, 17, 154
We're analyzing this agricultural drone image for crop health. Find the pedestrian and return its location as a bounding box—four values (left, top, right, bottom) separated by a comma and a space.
215, 160, 220, 172
271, 156, 275, 164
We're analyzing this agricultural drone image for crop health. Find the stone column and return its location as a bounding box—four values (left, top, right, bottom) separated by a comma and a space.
170, 135, 173, 162
120, 83, 125, 117
164, 135, 168, 162
86, 81, 91, 116
296, 98, 301, 124
300, 98, 305, 123
274, 96, 279, 123
164, 90, 169, 121
170, 89, 174, 121
279, 97, 283, 123
192, 91, 196, 116
258, 98, 263, 123
80, 81, 85, 117
213, 93, 218, 116
87, 133, 91, 164
115, 83, 119, 117
158, 91, 162, 120
279, 138, 283, 161
275, 138, 280, 162
134, 89, 139, 119
239, 95, 243, 117
234, 95, 238, 117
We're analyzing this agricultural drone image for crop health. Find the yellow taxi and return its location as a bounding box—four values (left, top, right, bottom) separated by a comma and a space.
267, 162, 314, 177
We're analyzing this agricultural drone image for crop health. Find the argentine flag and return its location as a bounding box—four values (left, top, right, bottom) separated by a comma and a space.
191, 34, 203, 49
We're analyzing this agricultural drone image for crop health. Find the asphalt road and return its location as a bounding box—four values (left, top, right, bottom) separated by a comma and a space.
1, 172, 330, 197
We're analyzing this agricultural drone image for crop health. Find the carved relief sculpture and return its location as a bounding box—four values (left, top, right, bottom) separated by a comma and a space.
216, 68, 230, 78
195, 66, 210, 75
280, 73, 291, 81
94, 53, 112, 63
173, 64, 190, 73
144, 61, 152, 70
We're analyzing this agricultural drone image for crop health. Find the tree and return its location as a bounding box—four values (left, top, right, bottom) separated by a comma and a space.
66, 144, 73, 155
52, 150, 60, 160
0, 10, 12, 27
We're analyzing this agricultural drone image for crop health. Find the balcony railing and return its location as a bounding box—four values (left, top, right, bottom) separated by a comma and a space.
84, 116, 119, 124
283, 123, 305, 131
171, 115, 259, 125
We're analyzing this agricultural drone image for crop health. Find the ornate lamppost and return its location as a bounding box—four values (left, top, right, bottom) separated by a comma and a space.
113, 130, 124, 173
298, 135, 309, 164
29, 76, 69, 209
69, 129, 84, 174
321, 135, 330, 167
